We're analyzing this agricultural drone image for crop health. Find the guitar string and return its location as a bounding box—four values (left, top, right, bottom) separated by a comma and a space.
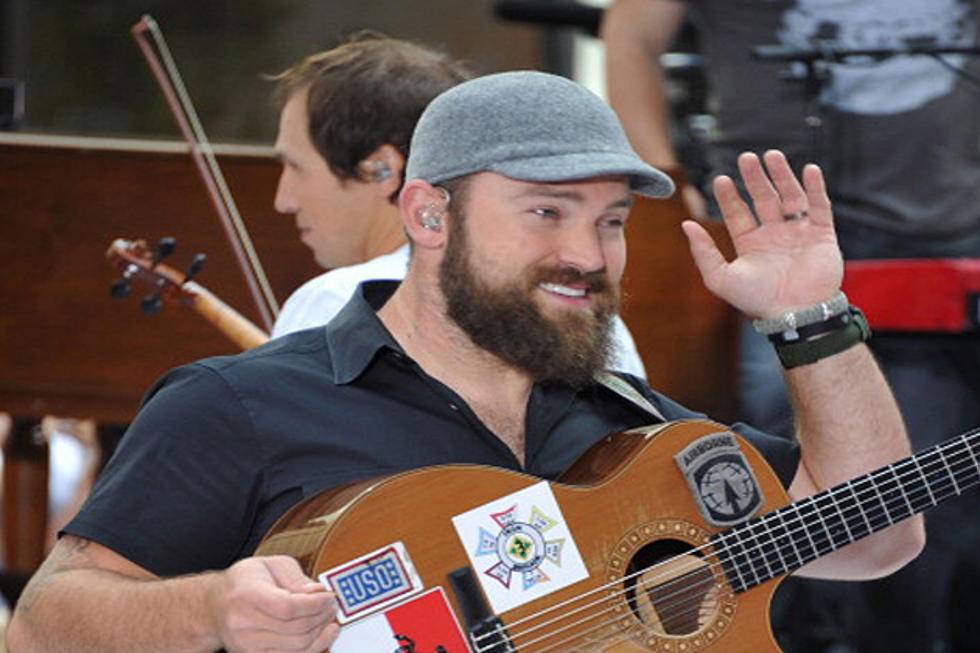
491, 569, 721, 653
477, 436, 980, 652
472, 428, 980, 648
475, 438, 980, 653
476, 559, 723, 653
469, 431, 980, 652
468, 440, 972, 648
493, 434, 980, 652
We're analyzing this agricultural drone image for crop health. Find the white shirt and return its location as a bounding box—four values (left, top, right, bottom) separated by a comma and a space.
272, 244, 647, 378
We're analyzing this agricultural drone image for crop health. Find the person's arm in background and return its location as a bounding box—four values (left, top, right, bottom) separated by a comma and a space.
601, 0, 707, 219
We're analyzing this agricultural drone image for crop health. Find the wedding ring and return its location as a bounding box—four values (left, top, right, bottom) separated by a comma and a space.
783, 210, 808, 221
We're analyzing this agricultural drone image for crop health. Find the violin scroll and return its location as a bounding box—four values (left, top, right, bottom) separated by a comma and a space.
105, 237, 269, 350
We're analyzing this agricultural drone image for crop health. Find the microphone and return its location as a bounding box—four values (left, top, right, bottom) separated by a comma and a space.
752, 41, 980, 63
494, 0, 603, 36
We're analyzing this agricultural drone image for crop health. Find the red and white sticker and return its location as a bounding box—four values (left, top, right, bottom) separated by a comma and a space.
329, 587, 471, 653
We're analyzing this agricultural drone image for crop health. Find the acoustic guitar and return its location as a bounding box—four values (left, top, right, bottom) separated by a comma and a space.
256, 419, 979, 653
105, 238, 269, 350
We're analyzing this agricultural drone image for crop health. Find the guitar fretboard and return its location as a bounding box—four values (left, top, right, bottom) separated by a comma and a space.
712, 428, 980, 593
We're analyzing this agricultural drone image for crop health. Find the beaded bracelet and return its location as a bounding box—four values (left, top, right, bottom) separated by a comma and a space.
768, 309, 852, 345
752, 291, 849, 335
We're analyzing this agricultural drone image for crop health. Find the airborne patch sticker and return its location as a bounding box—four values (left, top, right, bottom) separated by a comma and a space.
675, 431, 765, 527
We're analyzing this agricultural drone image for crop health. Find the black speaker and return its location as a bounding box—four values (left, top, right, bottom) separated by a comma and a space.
1, 78, 25, 130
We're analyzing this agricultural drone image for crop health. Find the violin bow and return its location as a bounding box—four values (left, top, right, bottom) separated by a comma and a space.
130, 14, 279, 332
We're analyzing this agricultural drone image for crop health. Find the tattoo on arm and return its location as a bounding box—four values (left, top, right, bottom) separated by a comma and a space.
61, 535, 94, 564
15, 536, 99, 612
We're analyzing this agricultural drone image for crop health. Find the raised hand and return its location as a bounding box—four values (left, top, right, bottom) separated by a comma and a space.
681, 150, 843, 319
209, 555, 339, 653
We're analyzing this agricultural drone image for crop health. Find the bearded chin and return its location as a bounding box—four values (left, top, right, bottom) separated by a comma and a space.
439, 225, 619, 387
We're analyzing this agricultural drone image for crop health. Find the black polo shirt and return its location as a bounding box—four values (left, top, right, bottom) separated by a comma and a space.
65, 281, 798, 577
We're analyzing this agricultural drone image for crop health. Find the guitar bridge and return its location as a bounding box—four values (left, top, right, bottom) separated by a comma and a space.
448, 567, 512, 652
468, 617, 510, 653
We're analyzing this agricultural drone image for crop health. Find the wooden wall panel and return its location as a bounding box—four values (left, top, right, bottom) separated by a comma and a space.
0, 137, 738, 425
620, 185, 739, 423
0, 135, 318, 422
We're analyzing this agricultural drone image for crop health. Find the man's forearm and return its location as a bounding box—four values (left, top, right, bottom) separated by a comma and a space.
784, 343, 925, 579
787, 343, 910, 488
8, 565, 219, 653
8, 536, 336, 653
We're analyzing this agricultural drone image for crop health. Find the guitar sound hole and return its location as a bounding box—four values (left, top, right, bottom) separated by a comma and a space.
624, 539, 718, 636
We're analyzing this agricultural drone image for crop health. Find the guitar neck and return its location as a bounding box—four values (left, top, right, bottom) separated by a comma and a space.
714, 428, 980, 592
182, 281, 270, 350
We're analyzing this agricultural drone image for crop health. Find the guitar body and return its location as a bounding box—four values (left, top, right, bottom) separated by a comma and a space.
257, 420, 791, 652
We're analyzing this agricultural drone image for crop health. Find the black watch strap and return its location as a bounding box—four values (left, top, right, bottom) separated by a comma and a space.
774, 306, 871, 369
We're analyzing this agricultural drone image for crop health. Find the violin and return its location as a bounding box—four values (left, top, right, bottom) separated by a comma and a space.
106, 238, 269, 351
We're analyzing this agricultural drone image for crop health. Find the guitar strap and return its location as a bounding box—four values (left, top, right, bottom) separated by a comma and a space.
594, 371, 666, 422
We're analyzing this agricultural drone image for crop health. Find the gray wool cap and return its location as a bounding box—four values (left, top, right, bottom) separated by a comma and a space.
404, 70, 675, 198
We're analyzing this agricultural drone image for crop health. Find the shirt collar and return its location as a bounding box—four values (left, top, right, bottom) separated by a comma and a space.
324, 280, 403, 384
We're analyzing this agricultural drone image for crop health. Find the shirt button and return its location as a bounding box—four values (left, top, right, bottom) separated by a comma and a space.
449, 404, 459, 411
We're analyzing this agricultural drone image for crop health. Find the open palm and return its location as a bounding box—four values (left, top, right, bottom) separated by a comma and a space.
682, 150, 843, 319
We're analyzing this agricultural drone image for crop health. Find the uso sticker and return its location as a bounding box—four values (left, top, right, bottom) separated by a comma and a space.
319, 542, 423, 624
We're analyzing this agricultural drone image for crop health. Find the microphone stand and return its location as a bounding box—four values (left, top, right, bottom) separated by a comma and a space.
751, 41, 980, 181
751, 42, 980, 64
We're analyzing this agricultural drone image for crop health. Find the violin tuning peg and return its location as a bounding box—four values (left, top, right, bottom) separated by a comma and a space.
109, 278, 131, 299
184, 253, 206, 282
153, 237, 177, 266
140, 292, 163, 314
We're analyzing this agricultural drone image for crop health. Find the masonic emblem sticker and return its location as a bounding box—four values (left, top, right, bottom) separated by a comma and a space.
476, 504, 565, 591
452, 481, 589, 614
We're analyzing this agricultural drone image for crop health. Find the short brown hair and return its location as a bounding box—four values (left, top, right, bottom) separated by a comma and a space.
272, 32, 472, 197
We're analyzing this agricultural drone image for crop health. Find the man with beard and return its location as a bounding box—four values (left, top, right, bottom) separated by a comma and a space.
269, 33, 648, 378
6, 71, 923, 653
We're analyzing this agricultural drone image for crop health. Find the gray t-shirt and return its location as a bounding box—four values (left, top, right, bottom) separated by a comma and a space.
685, 0, 980, 248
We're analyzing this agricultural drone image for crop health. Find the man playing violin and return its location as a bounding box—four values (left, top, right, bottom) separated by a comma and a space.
268, 32, 468, 320
6, 71, 923, 653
